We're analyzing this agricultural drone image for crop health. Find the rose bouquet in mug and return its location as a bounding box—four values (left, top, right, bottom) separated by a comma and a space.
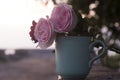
29, 3, 101, 49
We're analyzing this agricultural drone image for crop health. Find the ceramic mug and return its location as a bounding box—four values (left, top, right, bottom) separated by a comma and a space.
55, 36, 107, 79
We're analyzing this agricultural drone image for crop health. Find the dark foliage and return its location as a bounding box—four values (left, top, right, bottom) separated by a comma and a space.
52, 0, 120, 54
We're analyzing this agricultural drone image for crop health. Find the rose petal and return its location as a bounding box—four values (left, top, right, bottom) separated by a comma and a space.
29, 20, 38, 43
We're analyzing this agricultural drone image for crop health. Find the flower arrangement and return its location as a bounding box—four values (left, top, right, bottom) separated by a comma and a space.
29, 3, 100, 49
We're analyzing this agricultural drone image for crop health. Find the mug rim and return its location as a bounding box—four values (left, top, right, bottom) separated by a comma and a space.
56, 36, 92, 39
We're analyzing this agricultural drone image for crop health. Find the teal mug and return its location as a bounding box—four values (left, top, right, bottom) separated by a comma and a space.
55, 36, 107, 79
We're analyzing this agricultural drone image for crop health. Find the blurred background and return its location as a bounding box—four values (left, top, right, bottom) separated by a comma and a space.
0, 0, 120, 80
0, 0, 120, 52
0, 0, 119, 52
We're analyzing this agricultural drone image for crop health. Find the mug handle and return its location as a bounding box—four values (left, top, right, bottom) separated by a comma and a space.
89, 40, 107, 68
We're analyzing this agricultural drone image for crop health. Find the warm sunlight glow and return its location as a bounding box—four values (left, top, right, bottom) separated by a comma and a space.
0, 0, 54, 49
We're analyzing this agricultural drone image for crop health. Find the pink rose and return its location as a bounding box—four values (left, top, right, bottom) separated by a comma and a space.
50, 3, 77, 33
34, 18, 56, 49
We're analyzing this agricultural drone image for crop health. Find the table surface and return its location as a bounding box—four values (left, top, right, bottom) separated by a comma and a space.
0, 51, 120, 80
